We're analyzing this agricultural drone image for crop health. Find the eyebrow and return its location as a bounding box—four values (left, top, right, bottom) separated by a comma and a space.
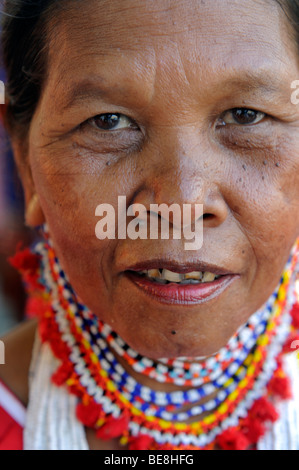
217, 70, 287, 96
60, 68, 289, 112
61, 80, 127, 111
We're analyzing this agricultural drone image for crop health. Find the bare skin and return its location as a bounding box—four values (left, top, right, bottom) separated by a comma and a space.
2, 0, 299, 450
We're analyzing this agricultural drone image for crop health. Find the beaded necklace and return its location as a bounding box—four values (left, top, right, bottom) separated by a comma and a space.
10, 233, 299, 450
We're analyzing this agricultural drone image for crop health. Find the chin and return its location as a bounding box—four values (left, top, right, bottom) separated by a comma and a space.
114, 327, 227, 361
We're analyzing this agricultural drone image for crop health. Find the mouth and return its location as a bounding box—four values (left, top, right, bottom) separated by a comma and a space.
124, 261, 239, 305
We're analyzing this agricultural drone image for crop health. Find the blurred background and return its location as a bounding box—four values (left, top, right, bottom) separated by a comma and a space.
0, 63, 33, 336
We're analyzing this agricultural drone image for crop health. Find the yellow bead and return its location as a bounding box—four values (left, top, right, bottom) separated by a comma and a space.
244, 354, 253, 367
239, 377, 249, 389
131, 406, 142, 416
90, 353, 98, 364
203, 414, 217, 425
228, 390, 238, 402
218, 403, 228, 415
247, 364, 255, 377
96, 417, 105, 427
119, 436, 129, 446
107, 381, 117, 392
253, 349, 262, 362
174, 422, 188, 431
223, 377, 234, 388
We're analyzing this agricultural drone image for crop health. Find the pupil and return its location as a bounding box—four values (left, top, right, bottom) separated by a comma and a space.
232, 108, 257, 124
95, 114, 120, 130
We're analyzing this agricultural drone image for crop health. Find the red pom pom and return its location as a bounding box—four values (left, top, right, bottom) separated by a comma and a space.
217, 427, 250, 450
26, 297, 49, 318
76, 401, 103, 428
291, 303, 299, 329
9, 248, 40, 273
96, 415, 129, 440
283, 332, 299, 353
268, 375, 292, 400
50, 338, 70, 362
250, 397, 279, 423
38, 315, 52, 343
242, 418, 265, 444
51, 362, 74, 386
129, 434, 154, 450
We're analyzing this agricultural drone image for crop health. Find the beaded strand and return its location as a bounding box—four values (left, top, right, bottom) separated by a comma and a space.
12, 232, 299, 450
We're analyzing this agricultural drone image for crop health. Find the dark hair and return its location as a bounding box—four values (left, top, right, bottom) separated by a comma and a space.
1, 0, 61, 138
1, 0, 299, 138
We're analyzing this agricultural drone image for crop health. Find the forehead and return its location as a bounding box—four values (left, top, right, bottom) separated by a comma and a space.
45, 0, 296, 108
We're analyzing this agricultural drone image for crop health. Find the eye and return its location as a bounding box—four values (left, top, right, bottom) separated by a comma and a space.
219, 108, 266, 126
89, 113, 137, 131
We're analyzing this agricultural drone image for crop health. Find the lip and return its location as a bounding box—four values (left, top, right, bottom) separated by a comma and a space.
125, 259, 235, 276
125, 271, 239, 305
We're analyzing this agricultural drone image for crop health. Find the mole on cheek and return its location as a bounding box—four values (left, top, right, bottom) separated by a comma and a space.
171, 330, 177, 335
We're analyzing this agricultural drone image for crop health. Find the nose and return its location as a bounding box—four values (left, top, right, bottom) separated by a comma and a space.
131, 129, 229, 230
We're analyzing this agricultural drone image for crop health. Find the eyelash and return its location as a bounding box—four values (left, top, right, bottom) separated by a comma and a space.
84, 108, 266, 134
87, 113, 139, 132
217, 108, 266, 127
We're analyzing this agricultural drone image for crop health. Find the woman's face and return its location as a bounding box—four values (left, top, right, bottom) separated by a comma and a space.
19, 0, 299, 358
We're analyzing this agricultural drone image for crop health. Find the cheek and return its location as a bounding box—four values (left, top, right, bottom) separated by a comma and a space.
28, 145, 146, 293
227, 142, 299, 252
30, 145, 115, 235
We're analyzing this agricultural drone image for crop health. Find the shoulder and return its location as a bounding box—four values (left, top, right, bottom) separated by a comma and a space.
0, 319, 37, 406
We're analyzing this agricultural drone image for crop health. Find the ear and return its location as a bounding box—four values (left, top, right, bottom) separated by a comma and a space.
11, 139, 46, 228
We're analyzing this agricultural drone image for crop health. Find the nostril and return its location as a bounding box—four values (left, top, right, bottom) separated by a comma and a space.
203, 213, 214, 219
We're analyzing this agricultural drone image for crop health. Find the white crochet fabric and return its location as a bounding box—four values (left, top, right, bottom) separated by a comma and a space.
257, 351, 299, 450
24, 336, 89, 450
23, 334, 299, 451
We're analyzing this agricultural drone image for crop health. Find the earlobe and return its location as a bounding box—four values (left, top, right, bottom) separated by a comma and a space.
10, 138, 46, 228
25, 193, 46, 227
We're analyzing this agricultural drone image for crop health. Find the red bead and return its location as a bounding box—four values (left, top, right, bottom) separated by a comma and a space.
242, 417, 265, 444
129, 434, 154, 450
268, 376, 292, 400
9, 248, 40, 273
51, 363, 74, 386
250, 397, 279, 423
96, 415, 129, 440
76, 401, 103, 428
217, 427, 250, 450
291, 303, 299, 329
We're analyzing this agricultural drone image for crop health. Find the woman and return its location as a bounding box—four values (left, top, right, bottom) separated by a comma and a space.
0, 0, 299, 450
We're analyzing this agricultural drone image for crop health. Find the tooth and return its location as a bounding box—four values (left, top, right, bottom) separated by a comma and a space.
202, 272, 216, 282
184, 271, 203, 280
180, 279, 192, 285
162, 269, 183, 282
147, 269, 161, 278
155, 278, 168, 284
